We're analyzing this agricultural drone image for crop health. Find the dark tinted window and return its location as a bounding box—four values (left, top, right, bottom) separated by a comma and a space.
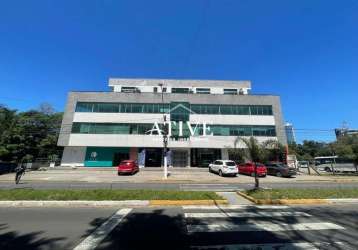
226, 162, 236, 166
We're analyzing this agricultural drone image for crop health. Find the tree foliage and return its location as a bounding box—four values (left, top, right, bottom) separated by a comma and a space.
0, 104, 63, 163
288, 136, 358, 166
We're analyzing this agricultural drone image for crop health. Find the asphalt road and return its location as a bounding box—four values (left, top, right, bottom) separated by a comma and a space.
0, 204, 357, 250
1, 181, 358, 191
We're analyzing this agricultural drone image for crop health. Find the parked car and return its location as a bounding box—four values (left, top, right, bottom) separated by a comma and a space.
209, 160, 238, 177
265, 162, 297, 177
238, 162, 267, 177
117, 160, 139, 175
0, 162, 17, 175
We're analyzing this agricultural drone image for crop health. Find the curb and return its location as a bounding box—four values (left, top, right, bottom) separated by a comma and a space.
149, 199, 228, 206
0, 200, 149, 207
237, 192, 329, 205
0, 199, 228, 207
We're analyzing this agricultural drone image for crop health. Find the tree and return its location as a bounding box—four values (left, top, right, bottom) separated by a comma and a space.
234, 136, 280, 189
0, 103, 63, 163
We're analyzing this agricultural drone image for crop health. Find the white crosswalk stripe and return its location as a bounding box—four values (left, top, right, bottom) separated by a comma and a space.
187, 222, 345, 233
183, 205, 348, 249
185, 211, 311, 218
190, 242, 349, 250
183, 205, 291, 210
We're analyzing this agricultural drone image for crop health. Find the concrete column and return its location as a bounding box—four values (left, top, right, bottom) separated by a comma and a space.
187, 149, 191, 168
61, 146, 86, 167
221, 148, 229, 160
129, 147, 138, 161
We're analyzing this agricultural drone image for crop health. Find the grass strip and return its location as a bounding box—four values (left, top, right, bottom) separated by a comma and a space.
244, 188, 358, 200
0, 189, 221, 201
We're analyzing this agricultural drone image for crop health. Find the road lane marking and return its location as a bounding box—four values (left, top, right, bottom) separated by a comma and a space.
185, 211, 311, 218
187, 222, 345, 233
73, 208, 132, 250
182, 205, 290, 210
190, 241, 349, 250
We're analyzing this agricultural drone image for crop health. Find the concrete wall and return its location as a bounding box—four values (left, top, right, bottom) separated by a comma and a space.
67, 134, 277, 148
61, 146, 86, 167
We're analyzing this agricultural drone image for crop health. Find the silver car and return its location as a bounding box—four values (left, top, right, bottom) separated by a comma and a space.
209, 160, 238, 177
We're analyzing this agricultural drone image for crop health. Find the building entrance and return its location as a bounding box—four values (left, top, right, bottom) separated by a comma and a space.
191, 148, 221, 167
113, 152, 130, 166
144, 148, 163, 167
172, 150, 188, 167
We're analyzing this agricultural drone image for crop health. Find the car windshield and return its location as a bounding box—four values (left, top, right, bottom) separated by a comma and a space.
226, 162, 236, 166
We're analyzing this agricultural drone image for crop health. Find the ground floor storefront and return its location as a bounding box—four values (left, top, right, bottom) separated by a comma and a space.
61, 146, 230, 168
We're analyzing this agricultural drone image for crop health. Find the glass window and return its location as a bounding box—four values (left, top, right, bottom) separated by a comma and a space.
76, 103, 93, 112
93, 103, 119, 113
196, 88, 211, 94
131, 104, 143, 113
203, 105, 218, 114
153, 87, 158, 93
224, 89, 238, 95
220, 105, 232, 114
121, 87, 137, 93
172, 88, 190, 94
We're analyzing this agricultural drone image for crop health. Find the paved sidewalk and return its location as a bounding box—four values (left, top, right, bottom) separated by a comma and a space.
217, 192, 253, 205
0, 168, 357, 184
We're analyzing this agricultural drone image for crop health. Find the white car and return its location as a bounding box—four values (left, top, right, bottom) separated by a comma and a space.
209, 160, 238, 177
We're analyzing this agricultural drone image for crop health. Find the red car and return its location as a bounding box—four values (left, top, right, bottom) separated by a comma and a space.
117, 160, 139, 175
238, 162, 267, 177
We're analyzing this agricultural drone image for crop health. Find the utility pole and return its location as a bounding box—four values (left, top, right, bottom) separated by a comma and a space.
158, 83, 168, 179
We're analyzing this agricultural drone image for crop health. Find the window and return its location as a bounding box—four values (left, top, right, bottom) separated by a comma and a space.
153, 87, 158, 93
121, 87, 137, 93
93, 103, 119, 113
75, 103, 272, 116
224, 89, 238, 95
162, 87, 167, 92
76, 103, 93, 112
250, 105, 273, 115
172, 88, 190, 94
196, 88, 211, 94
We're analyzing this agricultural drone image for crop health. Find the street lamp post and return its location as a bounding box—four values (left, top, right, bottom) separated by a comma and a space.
158, 83, 168, 179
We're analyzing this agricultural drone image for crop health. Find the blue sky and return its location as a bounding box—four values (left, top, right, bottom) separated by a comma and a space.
0, 0, 357, 142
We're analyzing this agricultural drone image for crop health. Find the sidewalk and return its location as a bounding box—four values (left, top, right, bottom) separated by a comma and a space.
0, 167, 357, 184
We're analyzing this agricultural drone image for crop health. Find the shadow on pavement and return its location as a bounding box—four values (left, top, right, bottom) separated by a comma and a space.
93, 208, 188, 250
0, 223, 67, 250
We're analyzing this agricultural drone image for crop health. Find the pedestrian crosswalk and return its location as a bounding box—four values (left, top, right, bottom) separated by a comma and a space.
183, 205, 352, 250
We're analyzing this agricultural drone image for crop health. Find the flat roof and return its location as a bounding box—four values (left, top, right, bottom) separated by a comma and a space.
108, 78, 251, 89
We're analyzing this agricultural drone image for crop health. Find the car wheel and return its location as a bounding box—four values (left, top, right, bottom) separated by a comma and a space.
117, 172, 121, 176
325, 167, 331, 172
276, 172, 282, 177
219, 170, 223, 177
209, 167, 212, 173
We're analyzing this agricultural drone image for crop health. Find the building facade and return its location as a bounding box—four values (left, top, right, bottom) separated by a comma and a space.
58, 78, 287, 167
285, 122, 296, 144
335, 128, 358, 139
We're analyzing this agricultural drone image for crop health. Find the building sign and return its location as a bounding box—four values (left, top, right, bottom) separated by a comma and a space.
147, 121, 213, 137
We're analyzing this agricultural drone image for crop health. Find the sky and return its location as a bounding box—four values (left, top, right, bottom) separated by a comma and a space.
0, 0, 357, 142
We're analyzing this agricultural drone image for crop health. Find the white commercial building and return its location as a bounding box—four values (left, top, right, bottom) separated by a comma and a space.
58, 78, 286, 167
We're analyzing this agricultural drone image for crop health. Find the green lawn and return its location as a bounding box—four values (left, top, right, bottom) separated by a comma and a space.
244, 188, 358, 200
0, 189, 222, 201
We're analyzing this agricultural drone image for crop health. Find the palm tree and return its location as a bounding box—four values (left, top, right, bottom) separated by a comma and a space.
234, 136, 280, 189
